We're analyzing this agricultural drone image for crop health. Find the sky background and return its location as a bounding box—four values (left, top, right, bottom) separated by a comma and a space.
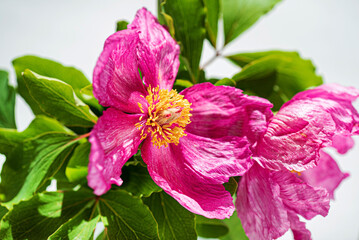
0, 0, 359, 239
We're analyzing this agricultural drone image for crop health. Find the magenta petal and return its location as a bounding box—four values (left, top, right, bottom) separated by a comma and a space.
87, 108, 143, 195
181, 83, 273, 143
300, 151, 349, 199
141, 133, 252, 219
129, 8, 180, 91
255, 84, 359, 172
331, 134, 355, 154
93, 29, 148, 113
271, 169, 330, 220
287, 211, 312, 240
236, 163, 290, 240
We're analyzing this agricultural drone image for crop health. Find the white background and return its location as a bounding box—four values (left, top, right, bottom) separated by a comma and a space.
0, 0, 358, 239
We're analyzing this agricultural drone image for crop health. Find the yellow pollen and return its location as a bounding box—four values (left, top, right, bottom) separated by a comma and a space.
290, 170, 302, 176
136, 85, 192, 148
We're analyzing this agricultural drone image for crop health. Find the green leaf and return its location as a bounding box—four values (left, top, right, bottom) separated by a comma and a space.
204, 0, 220, 47
196, 215, 229, 238
223, 177, 238, 196
79, 84, 104, 115
215, 77, 236, 87
0, 70, 16, 129
120, 165, 162, 197
48, 206, 100, 240
231, 53, 323, 110
116, 20, 129, 31
222, 0, 282, 45
220, 212, 248, 240
12, 55, 91, 114
0, 190, 96, 240
98, 190, 160, 240
143, 192, 197, 240
22, 69, 97, 127
173, 79, 194, 92
65, 141, 90, 183
159, 0, 206, 82
0, 116, 79, 205
227, 50, 299, 68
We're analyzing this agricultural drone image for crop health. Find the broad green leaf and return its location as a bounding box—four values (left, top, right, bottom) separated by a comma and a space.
48, 206, 100, 240
220, 212, 248, 240
203, 0, 220, 47
196, 215, 229, 238
0, 116, 72, 156
116, 20, 129, 31
231, 53, 323, 110
66, 141, 90, 183
22, 70, 97, 127
0, 190, 96, 240
143, 192, 197, 240
98, 190, 160, 240
227, 50, 299, 67
95, 230, 109, 240
79, 85, 104, 114
1, 132, 77, 206
159, 0, 206, 82
223, 177, 238, 196
13, 55, 91, 114
120, 165, 162, 197
0, 70, 16, 129
0, 116, 79, 205
222, 0, 282, 45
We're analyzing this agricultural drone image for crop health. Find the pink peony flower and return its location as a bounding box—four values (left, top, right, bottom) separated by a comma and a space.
88, 8, 272, 218
235, 84, 359, 239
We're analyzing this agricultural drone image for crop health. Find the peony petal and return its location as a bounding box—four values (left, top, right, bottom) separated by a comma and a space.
87, 108, 143, 195
181, 83, 273, 144
141, 133, 251, 219
129, 8, 180, 91
331, 134, 355, 154
236, 163, 290, 240
272, 169, 330, 220
300, 151, 349, 199
93, 29, 148, 113
287, 211, 312, 240
255, 84, 359, 171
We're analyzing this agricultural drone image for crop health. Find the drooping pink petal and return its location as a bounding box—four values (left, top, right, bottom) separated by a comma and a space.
271, 168, 330, 220
88, 108, 143, 195
287, 211, 312, 240
236, 163, 290, 240
331, 134, 355, 154
93, 29, 148, 113
300, 151, 349, 199
255, 84, 359, 172
128, 8, 180, 91
141, 133, 252, 219
180, 83, 273, 144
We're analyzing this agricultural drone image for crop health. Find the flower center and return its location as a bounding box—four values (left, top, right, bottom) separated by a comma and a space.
135, 85, 192, 148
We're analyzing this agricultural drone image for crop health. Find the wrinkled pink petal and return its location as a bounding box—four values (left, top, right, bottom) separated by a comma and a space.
300, 151, 349, 199
255, 84, 359, 172
141, 133, 252, 219
88, 108, 143, 195
331, 134, 355, 154
93, 29, 148, 113
272, 168, 330, 220
236, 163, 290, 240
181, 83, 273, 144
288, 211, 312, 240
236, 163, 329, 239
128, 8, 180, 91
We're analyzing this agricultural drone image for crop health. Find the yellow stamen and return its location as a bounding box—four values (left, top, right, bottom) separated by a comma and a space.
135, 85, 192, 148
